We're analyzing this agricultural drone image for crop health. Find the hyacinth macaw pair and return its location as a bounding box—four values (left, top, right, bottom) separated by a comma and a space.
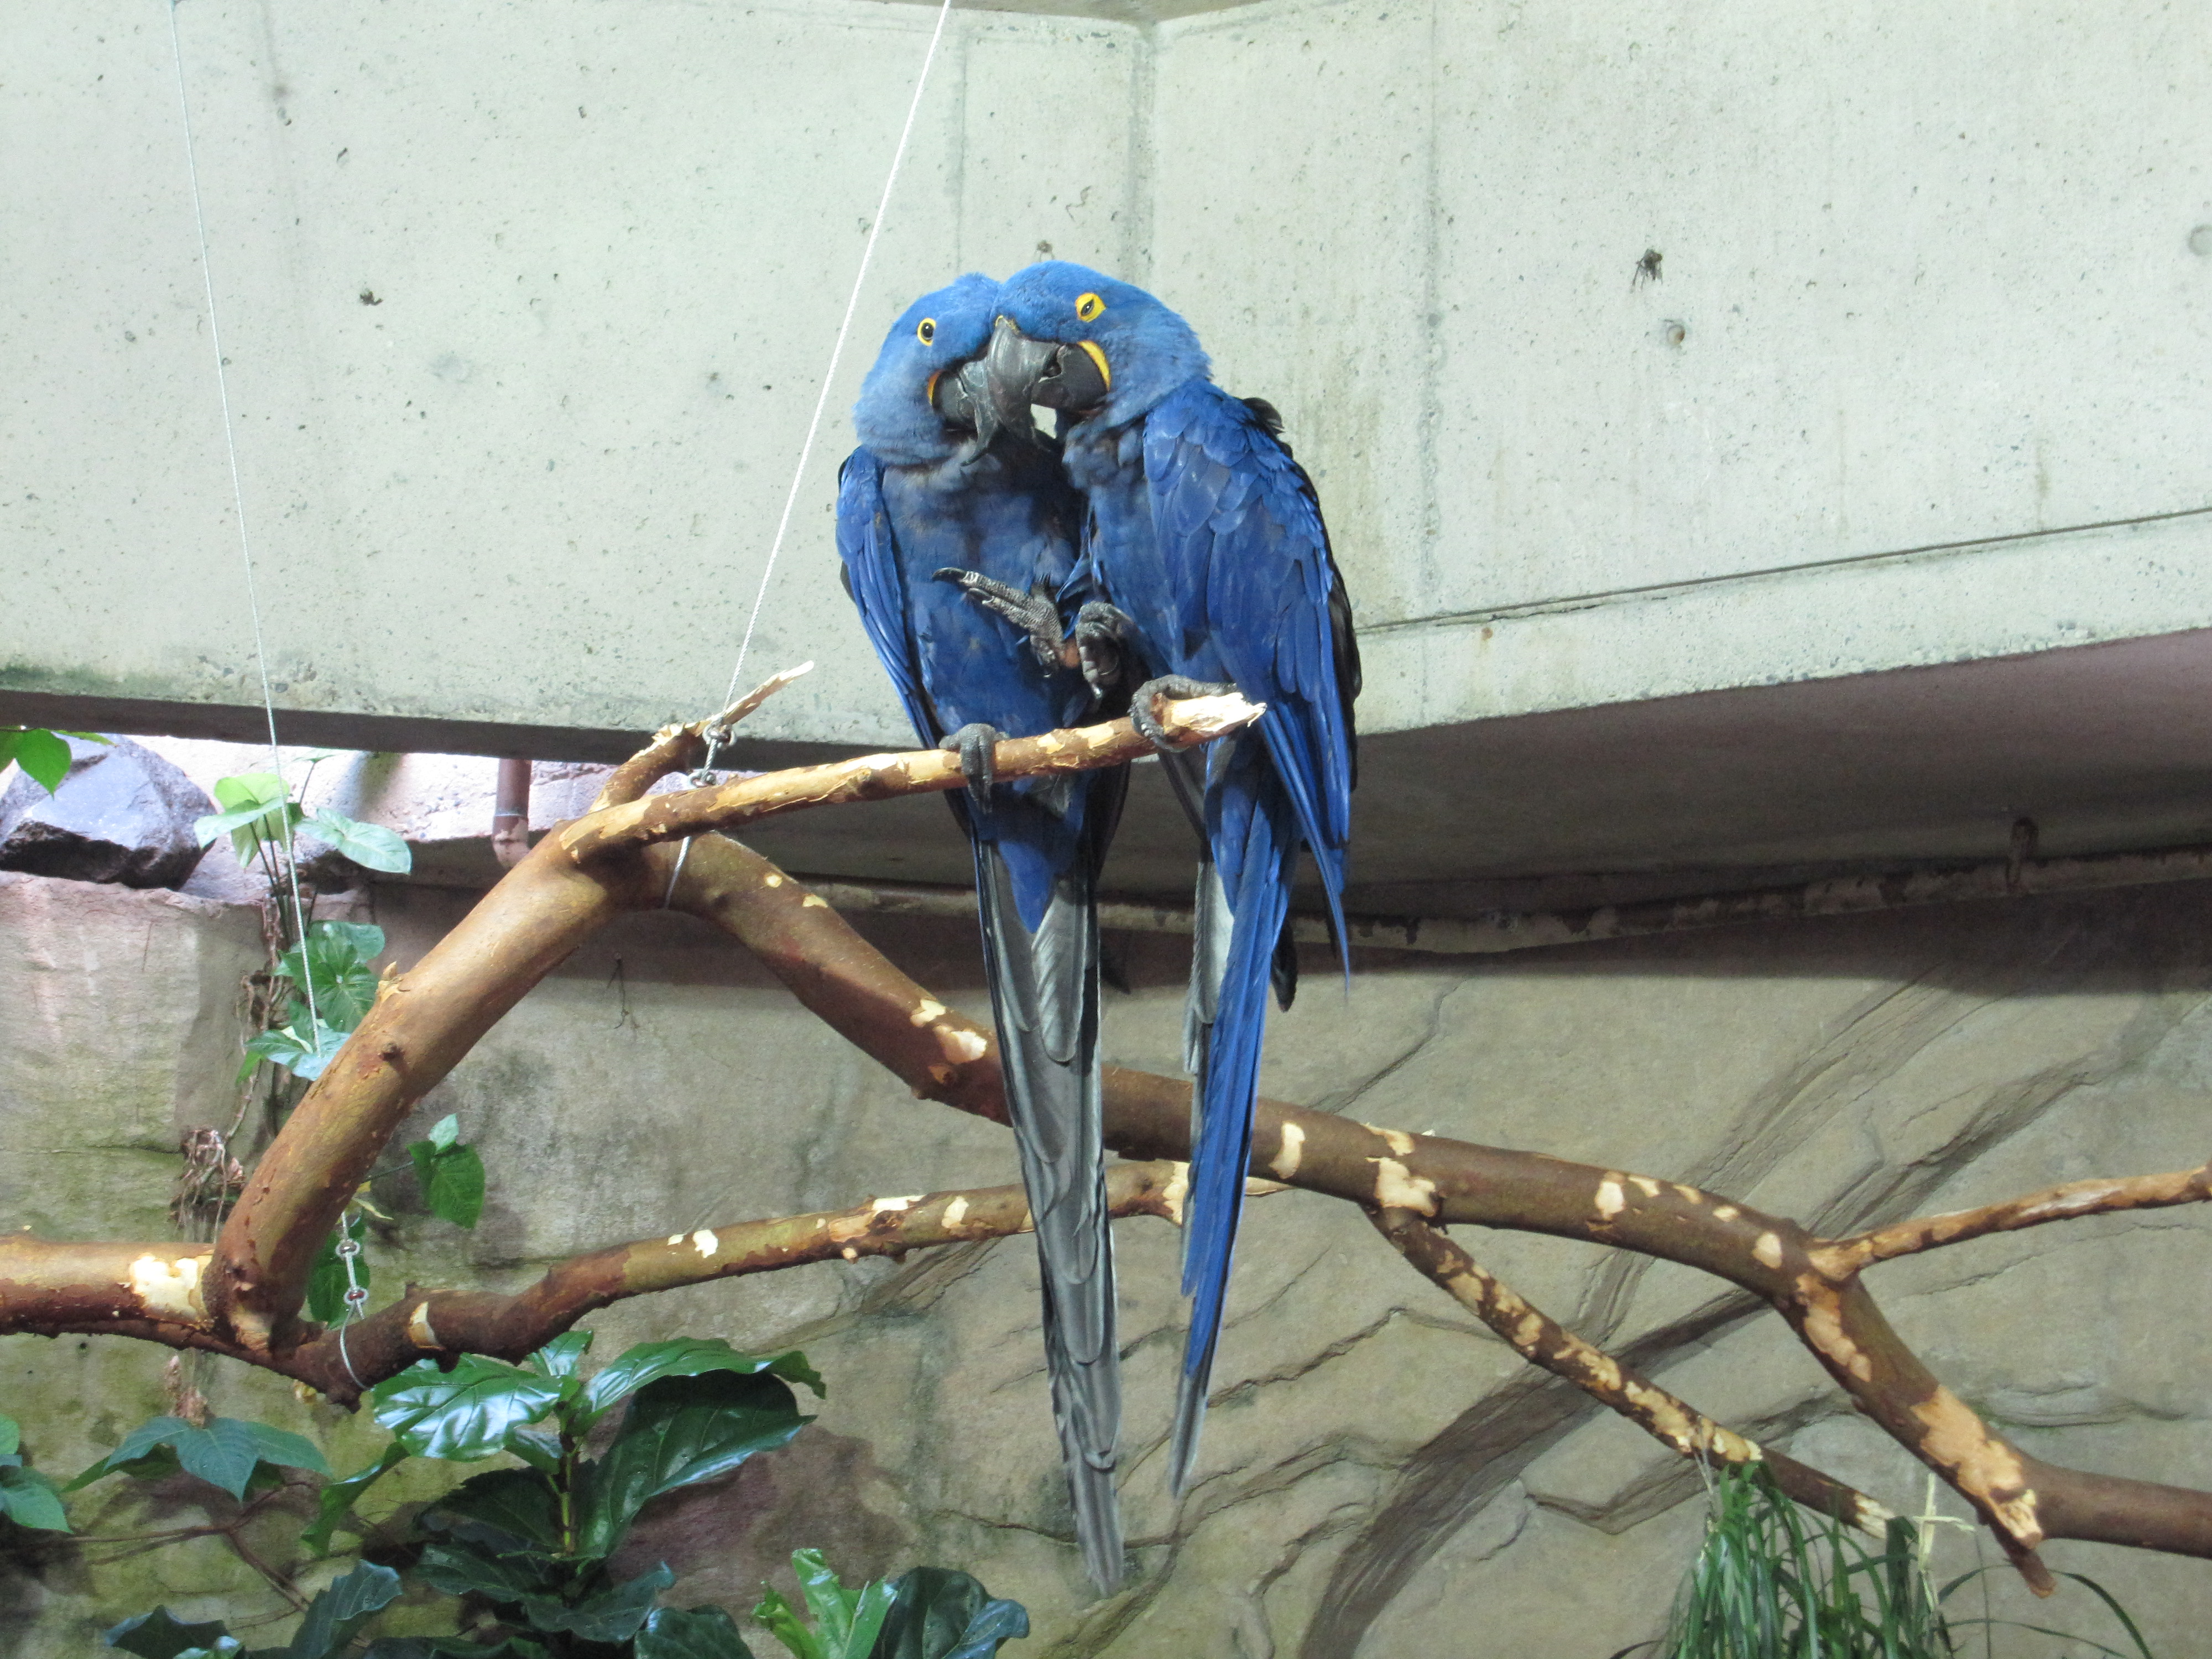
837, 263, 1359, 1594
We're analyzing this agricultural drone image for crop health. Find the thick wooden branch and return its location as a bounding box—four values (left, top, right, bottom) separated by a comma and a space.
664, 835, 2212, 1573
2, 1166, 1193, 1405
1370, 1207, 1890, 1535
558, 693, 1262, 862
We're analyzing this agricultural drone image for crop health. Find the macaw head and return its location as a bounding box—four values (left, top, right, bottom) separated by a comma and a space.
988, 260, 1210, 434
851, 272, 1004, 465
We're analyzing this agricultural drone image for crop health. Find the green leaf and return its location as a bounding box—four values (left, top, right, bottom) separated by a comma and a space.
300, 1439, 408, 1556
241, 1011, 348, 1083
71, 1416, 327, 1500
796, 1552, 896, 1659
2, 728, 74, 793
306, 1215, 369, 1327
408, 1134, 486, 1230
413, 1537, 560, 1603
753, 1588, 824, 1659
421, 1466, 562, 1554
276, 921, 385, 1032
371, 1355, 562, 1462
516, 1564, 674, 1644
302, 809, 413, 874
279, 1561, 402, 1659
103, 1608, 243, 1657
870, 1568, 1029, 1659
640, 1606, 758, 1659
0, 1463, 70, 1532
577, 1370, 807, 1559
199, 773, 296, 862
582, 1339, 821, 1421
0, 1411, 18, 1455
529, 1329, 593, 1379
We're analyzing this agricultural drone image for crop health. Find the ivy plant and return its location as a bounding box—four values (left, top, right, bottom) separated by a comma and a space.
0, 727, 107, 794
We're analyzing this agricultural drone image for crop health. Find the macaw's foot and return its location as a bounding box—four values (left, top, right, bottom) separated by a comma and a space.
1072, 602, 1137, 700
933, 568, 1071, 670
938, 722, 1004, 811
1131, 675, 1238, 750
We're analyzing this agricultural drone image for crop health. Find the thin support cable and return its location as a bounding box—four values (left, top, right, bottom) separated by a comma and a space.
165, 0, 321, 1036
665, 0, 957, 904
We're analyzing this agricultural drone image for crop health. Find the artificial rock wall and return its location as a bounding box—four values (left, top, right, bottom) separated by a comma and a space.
3, 864, 2209, 1656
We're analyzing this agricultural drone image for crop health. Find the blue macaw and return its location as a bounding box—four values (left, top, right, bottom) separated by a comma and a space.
837, 274, 1128, 1592
983, 261, 1360, 1491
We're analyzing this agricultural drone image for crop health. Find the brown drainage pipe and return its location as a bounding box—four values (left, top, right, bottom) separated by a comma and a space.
491, 758, 533, 868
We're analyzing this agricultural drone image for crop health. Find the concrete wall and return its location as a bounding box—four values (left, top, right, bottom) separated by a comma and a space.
6, 0, 2210, 759
4, 867, 2208, 1656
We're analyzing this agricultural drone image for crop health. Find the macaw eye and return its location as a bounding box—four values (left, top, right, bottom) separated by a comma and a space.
1074, 292, 1105, 323
917, 317, 936, 345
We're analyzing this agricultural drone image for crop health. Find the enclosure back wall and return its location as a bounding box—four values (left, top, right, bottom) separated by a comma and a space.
8, 0, 2212, 883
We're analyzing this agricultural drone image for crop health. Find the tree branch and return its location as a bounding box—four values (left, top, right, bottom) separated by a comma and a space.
1371, 1207, 1890, 1533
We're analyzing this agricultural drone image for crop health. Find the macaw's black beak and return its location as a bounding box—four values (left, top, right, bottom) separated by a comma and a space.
988, 315, 1111, 433
931, 355, 1001, 458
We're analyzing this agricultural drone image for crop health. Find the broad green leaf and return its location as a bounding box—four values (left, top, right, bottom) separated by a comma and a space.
796, 1551, 895, 1659
516, 1564, 674, 1644
582, 1339, 821, 1421
577, 1370, 807, 1558
241, 1012, 348, 1083
300, 1439, 407, 1556
413, 1538, 560, 1603
421, 1466, 562, 1554
2, 728, 74, 793
305, 1216, 369, 1327
276, 922, 384, 1031
754, 1587, 825, 1659
870, 1568, 1029, 1659
200, 774, 296, 862
103, 1608, 242, 1657
0, 1463, 69, 1531
639, 1606, 758, 1659
371, 1355, 562, 1462
302, 809, 413, 874
278, 1561, 401, 1659
0, 1411, 18, 1455
408, 1135, 486, 1230
529, 1329, 593, 1379
71, 1416, 327, 1500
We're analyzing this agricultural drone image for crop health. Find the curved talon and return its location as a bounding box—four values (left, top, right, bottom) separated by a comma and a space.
935, 567, 1068, 669
938, 722, 1003, 810
1131, 675, 1238, 750
1073, 601, 1135, 697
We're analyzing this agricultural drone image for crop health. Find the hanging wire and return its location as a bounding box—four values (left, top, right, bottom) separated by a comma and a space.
664, 0, 958, 905
164, 0, 322, 1041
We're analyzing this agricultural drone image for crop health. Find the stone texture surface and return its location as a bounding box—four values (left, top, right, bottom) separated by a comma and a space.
2, 870, 2209, 1655
0, 737, 212, 890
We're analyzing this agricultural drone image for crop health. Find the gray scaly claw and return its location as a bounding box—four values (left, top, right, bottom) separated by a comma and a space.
1130, 675, 1237, 750
934, 567, 1069, 669
939, 722, 1003, 812
1072, 602, 1136, 698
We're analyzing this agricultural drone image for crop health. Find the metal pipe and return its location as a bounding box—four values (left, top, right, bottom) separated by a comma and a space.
795, 838, 2212, 958
491, 758, 532, 868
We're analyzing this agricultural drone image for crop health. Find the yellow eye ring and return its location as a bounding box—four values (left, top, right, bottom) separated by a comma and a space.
1074, 292, 1105, 323
916, 317, 936, 344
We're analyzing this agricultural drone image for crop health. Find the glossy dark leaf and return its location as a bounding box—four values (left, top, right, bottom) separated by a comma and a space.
371, 1355, 562, 1462
529, 1329, 593, 1379
278, 1561, 402, 1659
577, 1371, 807, 1558
870, 1568, 1029, 1659
300, 1439, 407, 1556
639, 1606, 758, 1659
413, 1538, 559, 1603
421, 1466, 562, 1554
103, 1608, 242, 1657
515, 1564, 674, 1643
581, 1339, 821, 1421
